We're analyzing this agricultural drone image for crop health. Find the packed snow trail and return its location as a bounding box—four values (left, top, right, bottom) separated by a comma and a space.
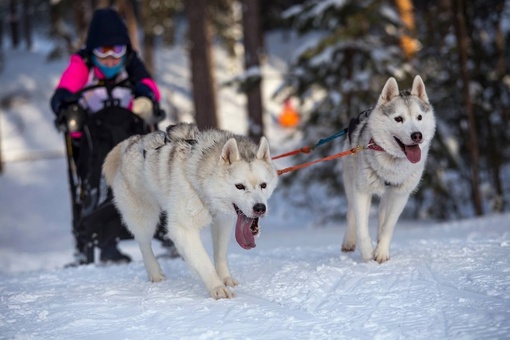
1, 213, 510, 339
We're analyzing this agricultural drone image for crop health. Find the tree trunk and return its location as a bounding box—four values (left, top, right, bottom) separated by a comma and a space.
73, 1, 92, 52
184, 0, 218, 129
0, 102, 3, 173
0, 1, 4, 50
116, 0, 140, 52
9, 0, 20, 49
393, 0, 417, 60
492, 3, 506, 211
451, 0, 483, 215
22, 0, 32, 50
142, 33, 155, 75
241, 0, 264, 140
95, 0, 110, 9
48, 1, 73, 56
140, 0, 155, 74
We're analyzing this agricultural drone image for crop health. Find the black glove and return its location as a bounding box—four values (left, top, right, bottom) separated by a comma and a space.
50, 88, 81, 116
133, 82, 156, 101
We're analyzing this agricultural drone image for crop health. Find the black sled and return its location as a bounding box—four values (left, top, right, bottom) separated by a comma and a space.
55, 80, 175, 265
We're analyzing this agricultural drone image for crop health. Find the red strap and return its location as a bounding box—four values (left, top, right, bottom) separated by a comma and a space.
277, 146, 364, 176
272, 146, 313, 160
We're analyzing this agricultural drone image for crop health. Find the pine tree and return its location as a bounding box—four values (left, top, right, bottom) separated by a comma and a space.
278, 0, 510, 220
277, 0, 412, 219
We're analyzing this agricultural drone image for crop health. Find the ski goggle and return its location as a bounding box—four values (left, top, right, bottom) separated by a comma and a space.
92, 45, 127, 58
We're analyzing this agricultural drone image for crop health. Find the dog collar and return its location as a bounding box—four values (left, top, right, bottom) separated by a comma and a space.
367, 138, 385, 152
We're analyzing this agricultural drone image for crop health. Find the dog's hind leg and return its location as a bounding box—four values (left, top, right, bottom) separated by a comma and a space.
211, 215, 238, 288
169, 226, 233, 299
122, 202, 164, 282
374, 189, 409, 263
138, 232, 165, 282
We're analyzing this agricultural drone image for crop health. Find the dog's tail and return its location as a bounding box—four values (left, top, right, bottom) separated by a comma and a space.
102, 140, 125, 187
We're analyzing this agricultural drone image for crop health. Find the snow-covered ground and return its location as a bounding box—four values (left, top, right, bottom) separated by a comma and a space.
1, 35, 510, 339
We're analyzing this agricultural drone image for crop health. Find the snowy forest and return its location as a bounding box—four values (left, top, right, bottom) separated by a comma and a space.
1, 0, 509, 221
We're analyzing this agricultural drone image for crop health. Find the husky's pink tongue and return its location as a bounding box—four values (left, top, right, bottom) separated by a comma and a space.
404, 144, 421, 163
235, 212, 256, 250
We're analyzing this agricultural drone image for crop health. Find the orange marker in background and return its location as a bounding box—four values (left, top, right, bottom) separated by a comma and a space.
278, 99, 300, 128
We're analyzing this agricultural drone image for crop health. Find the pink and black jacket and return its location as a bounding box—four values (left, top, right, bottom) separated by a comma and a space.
50, 8, 160, 116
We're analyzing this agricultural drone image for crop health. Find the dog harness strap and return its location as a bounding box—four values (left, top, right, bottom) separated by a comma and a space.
314, 128, 348, 148
276, 145, 365, 176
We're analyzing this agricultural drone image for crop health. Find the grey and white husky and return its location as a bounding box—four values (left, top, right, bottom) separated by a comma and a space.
341, 75, 436, 263
103, 123, 278, 299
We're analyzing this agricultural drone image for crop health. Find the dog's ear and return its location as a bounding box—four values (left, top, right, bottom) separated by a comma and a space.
221, 138, 241, 164
378, 77, 399, 105
411, 75, 429, 103
256, 137, 271, 162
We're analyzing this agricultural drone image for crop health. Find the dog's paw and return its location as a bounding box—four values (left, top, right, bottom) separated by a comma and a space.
148, 268, 165, 282
359, 240, 374, 262
149, 272, 165, 282
373, 247, 390, 264
210, 285, 235, 300
341, 243, 356, 252
341, 230, 357, 253
223, 277, 239, 288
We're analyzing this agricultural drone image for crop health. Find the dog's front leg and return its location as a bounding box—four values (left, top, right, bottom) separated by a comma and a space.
352, 189, 374, 261
170, 227, 234, 299
211, 215, 238, 288
341, 203, 357, 252
374, 189, 410, 263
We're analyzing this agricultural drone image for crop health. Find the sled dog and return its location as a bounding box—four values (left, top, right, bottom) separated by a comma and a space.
103, 123, 278, 299
341, 75, 435, 263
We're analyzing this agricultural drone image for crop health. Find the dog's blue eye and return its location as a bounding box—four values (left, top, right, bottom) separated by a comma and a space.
261, 183, 267, 189
235, 184, 245, 190
395, 116, 403, 123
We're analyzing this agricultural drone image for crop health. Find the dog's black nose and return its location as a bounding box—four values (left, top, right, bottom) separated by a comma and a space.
253, 203, 266, 215
411, 132, 422, 143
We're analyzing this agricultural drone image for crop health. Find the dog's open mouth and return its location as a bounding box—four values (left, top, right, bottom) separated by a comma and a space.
394, 137, 421, 164
233, 204, 259, 250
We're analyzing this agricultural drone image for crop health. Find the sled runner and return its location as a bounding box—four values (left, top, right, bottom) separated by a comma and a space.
55, 80, 175, 265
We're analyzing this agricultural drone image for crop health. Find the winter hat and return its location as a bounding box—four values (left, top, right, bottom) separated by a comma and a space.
85, 8, 131, 53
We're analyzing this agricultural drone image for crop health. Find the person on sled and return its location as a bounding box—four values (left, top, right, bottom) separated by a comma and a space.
50, 8, 162, 264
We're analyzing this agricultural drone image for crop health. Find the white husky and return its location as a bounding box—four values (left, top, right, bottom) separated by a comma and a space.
341, 75, 436, 263
103, 123, 278, 299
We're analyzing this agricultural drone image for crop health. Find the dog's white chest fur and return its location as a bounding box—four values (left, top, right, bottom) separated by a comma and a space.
359, 151, 426, 195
